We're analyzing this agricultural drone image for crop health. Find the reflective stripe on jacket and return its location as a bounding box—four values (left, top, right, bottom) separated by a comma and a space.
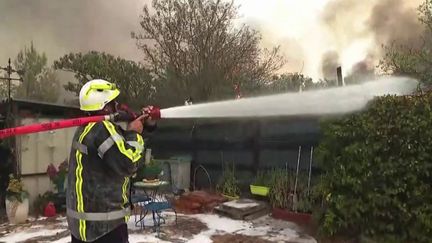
66, 121, 144, 242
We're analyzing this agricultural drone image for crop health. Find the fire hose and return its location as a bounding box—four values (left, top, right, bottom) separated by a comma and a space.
0, 106, 161, 139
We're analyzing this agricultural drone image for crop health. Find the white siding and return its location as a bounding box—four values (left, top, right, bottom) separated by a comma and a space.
17, 117, 76, 206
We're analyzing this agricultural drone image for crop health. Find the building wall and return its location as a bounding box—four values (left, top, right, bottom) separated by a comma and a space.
146, 117, 322, 191
17, 117, 76, 207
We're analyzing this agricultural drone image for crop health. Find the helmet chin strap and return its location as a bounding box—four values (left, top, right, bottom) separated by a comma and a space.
86, 103, 114, 116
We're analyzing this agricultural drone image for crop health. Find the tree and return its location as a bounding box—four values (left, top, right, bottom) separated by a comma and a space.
260, 73, 334, 95
13, 43, 60, 103
132, 0, 285, 104
379, 0, 432, 87
0, 77, 11, 98
54, 51, 155, 108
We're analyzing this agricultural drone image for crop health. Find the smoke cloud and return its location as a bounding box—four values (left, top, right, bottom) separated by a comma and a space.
344, 54, 376, 84
0, 0, 426, 88
322, 0, 373, 47
320, 0, 423, 79
368, 0, 423, 49
0, 0, 149, 101
244, 18, 305, 74
0, 0, 148, 64
321, 51, 340, 80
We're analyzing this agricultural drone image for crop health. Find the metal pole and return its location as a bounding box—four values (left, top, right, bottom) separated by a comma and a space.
7, 58, 11, 101
0, 58, 23, 102
293, 145, 302, 211
307, 146, 314, 195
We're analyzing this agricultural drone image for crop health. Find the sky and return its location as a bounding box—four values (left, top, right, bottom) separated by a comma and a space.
0, 0, 424, 84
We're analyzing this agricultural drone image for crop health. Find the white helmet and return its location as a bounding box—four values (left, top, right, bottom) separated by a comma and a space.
79, 79, 120, 111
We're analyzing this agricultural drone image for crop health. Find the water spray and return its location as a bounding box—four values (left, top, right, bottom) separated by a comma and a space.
0, 76, 418, 139
161, 77, 418, 119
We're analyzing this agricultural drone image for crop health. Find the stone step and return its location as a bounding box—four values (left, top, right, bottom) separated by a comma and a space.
215, 199, 270, 220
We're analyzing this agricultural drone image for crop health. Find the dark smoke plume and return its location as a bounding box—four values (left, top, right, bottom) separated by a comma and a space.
321, 50, 340, 80
344, 54, 376, 84
321, 0, 423, 79
368, 0, 423, 49
0, 0, 148, 63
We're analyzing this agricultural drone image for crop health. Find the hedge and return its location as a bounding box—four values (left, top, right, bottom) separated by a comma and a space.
315, 92, 432, 242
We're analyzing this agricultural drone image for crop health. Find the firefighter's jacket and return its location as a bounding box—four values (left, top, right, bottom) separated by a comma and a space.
66, 120, 144, 242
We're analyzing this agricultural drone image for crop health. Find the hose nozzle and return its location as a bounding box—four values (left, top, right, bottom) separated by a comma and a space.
144, 106, 161, 120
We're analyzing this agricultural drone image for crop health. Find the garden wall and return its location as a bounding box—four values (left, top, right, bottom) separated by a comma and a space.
146, 116, 322, 191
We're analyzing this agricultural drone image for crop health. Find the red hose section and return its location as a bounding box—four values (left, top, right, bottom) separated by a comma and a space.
0, 115, 107, 139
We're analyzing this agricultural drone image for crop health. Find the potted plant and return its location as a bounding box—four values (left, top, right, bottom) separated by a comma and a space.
269, 169, 312, 225
5, 174, 29, 224
216, 162, 240, 200
142, 159, 162, 180
46, 160, 68, 212
33, 191, 56, 216
250, 170, 271, 196
46, 160, 68, 193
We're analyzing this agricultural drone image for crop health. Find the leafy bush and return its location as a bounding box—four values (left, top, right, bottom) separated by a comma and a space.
268, 168, 313, 213
46, 160, 68, 192
33, 191, 56, 216
252, 170, 272, 186
268, 168, 301, 209
268, 168, 291, 209
135, 159, 162, 180
315, 93, 432, 242
216, 162, 240, 197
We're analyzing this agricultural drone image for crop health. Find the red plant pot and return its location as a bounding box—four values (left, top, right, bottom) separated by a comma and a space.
271, 208, 312, 225
44, 202, 57, 217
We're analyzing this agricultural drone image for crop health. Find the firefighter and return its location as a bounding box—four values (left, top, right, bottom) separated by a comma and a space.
66, 79, 154, 243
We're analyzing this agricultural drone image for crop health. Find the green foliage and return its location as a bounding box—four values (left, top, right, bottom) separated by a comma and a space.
33, 191, 56, 216
145, 160, 162, 180
6, 174, 29, 203
268, 168, 313, 213
252, 170, 271, 186
46, 160, 68, 192
268, 168, 292, 209
296, 190, 313, 214
262, 73, 334, 95
315, 93, 432, 242
54, 51, 154, 108
216, 162, 240, 197
13, 43, 60, 102
0, 74, 13, 98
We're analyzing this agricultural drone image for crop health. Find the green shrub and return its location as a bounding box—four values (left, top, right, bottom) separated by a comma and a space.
252, 170, 272, 186
33, 191, 56, 216
217, 162, 240, 197
268, 168, 293, 209
135, 159, 162, 180
315, 93, 432, 242
268, 168, 313, 213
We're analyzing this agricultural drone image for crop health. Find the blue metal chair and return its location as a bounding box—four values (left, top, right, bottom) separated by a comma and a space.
130, 193, 152, 229
145, 161, 178, 237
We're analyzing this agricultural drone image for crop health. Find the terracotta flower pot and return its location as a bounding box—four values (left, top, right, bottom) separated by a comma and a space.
5, 198, 29, 224
271, 208, 312, 225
